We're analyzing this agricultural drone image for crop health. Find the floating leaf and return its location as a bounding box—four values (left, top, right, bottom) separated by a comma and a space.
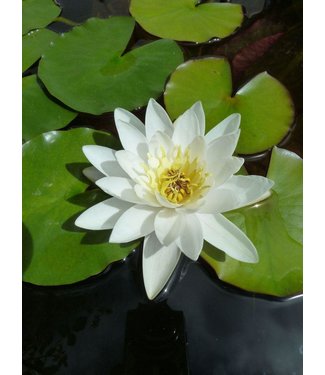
129, 0, 243, 43
164, 57, 294, 154
22, 75, 77, 141
22, 0, 61, 35
201, 147, 302, 297
22, 28, 59, 72
38, 16, 184, 115
23, 128, 138, 285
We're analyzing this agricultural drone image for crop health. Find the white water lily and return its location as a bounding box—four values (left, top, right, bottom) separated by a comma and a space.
75, 99, 274, 299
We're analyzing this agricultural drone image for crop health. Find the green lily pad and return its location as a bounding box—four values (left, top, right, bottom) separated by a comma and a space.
38, 16, 184, 115
201, 147, 302, 297
164, 57, 294, 154
22, 0, 61, 35
129, 0, 243, 43
23, 128, 138, 285
22, 28, 59, 72
22, 75, 77, 142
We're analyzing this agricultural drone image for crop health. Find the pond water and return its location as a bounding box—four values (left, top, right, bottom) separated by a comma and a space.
23, 0, 303, 374
23, 251, 302, 374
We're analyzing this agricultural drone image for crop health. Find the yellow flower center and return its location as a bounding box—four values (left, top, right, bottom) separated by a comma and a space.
144, 145, 210, 205
159, 168, 192, 204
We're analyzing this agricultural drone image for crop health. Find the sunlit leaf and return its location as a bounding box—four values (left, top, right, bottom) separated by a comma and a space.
38, 16, 184, 114
164, 57, 294, 154
201, 147, 302, 297
130, 0, 243, 42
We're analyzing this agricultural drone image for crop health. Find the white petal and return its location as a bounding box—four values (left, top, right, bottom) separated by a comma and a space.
188, 136, 206, 162
199, 213, 258, 263
115, 150, 147, 183
154, 209, 184, 246
114, 107, 145, 135
115, 119, 148, 161
109, 205, 158, 243
148, 131, 173, 159
191, 101, 205, 136
208, 156, 244, 187
179, 197, 205, 212
205, 113, 241, 143
207, 130, 240, 160
96, 176, 144, 204
75, 197, 132, 230
143, 233, 181, 300
145, 98, 173, 141
172, 104, 201, 149
245, 189, 272, 206
199, 175, 274, 213
155, 191, 181, 208
134, 184, 160, 207
83, 145, 127, 177
83, 166, 105, 183
177, 214, 204, 261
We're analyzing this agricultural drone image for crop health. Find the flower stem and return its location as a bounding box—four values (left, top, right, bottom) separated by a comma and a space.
53, 17, 80, 27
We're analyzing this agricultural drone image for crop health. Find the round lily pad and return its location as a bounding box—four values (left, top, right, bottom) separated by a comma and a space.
129, 0, 243, 43
22, 0, 61, 35
22, 75, 77, 141
23, 128, 138, 285
164, 57, 294, 154
38, 16, 184, 115
22, 28, 59, 72
201, 147, 302, 297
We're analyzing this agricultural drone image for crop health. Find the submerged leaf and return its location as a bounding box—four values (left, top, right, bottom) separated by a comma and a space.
232, 32, 283, 78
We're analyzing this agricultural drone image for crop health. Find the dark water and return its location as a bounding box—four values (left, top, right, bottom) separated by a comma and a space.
23, 0, 303, 374
23, 250, 302, 374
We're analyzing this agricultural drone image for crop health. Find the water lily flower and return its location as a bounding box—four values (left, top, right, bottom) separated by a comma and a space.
75, 99, 274, 299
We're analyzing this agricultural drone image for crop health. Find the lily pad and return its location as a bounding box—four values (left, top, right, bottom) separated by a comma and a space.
38, 16, 184, 114
164, 57, 294, 154
23, 128, 138, 285
22, 28, 59, 72
129, 0, 243, 43
22, 75, 77, 141
22, 0, 61, 35
201, 147, 302, 297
